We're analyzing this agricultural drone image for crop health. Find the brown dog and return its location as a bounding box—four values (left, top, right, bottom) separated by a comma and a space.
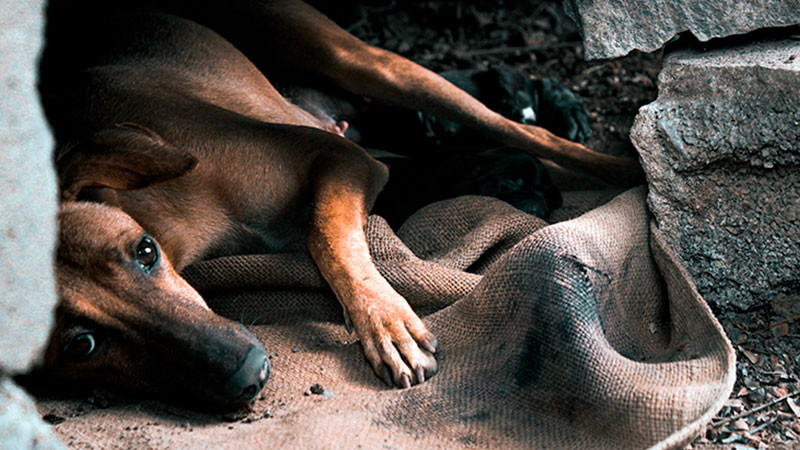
35, 0, 641, 409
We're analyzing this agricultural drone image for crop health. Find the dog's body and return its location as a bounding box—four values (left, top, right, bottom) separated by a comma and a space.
37, 0, 642, 409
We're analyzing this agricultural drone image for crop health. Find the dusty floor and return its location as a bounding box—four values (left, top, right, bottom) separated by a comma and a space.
33, 1, 799, 448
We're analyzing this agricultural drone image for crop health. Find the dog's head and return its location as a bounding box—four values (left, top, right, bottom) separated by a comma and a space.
29, 124, 269, 410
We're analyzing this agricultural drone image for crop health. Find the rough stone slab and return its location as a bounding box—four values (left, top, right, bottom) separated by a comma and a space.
0, 377, 63, 449
563, 0, 800, 59
0, 0, 58, 372
631, 37, 800, 311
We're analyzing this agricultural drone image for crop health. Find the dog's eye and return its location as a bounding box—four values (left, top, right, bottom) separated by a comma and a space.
135, 235, 159, 273
63, 331, 98, 360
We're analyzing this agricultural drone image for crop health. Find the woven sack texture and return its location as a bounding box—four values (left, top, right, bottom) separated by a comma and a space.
43, 187, 735, 449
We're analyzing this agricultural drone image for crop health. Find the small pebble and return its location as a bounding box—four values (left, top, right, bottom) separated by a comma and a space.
42, 414, 66, 425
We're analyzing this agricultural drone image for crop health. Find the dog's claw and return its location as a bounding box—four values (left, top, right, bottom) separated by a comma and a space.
400, 373, 411, 389
421, 335, 439, 354
379, 365, 393, 387
343, 311, 353, 334
346, 290, 438, 389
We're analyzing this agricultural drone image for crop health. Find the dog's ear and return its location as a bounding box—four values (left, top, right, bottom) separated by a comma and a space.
57, 123, 199, 202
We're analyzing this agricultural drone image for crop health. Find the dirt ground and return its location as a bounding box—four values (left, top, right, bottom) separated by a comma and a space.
34, 1, 799, 448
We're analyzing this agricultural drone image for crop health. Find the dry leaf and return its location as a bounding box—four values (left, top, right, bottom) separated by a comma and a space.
737, 387, 750, 397
725, 398, 746, 409
742, 348, 760, 365
787, 397, 800, 417
731, 419, 750, 431
731, 331, 749, 344
770, 322, 789, 338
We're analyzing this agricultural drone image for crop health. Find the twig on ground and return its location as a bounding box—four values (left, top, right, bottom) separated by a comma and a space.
346, 17, 368, 33
748, 416, 780, 435
712, 391, 800, 427
769, 315, 800, 329
458, 41, 579, 58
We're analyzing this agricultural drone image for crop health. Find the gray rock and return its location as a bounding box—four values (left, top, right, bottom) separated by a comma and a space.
563, 0, 800, 59
0, 377, 63, 449
0, 0, 58, 372
631, 37, 800, 311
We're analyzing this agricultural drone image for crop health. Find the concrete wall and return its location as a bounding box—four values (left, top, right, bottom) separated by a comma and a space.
0, 0, 63, 447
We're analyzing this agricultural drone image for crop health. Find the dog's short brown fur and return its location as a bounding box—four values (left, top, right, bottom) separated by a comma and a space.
35, 0, 642, 408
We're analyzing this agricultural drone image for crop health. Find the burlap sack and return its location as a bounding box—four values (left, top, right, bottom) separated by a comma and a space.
42, 187, 735, 449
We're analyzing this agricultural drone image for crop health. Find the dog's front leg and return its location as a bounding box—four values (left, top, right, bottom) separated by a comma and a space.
307, 146, 438, 388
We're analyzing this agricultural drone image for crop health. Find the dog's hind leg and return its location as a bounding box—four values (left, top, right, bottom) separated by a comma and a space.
173, 0, 643, 185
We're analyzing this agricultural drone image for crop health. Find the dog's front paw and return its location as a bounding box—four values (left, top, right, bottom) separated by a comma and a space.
346, 291, 438, 388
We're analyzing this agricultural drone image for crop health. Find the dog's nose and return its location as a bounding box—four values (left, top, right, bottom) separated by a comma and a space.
223, 344, 269, 402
